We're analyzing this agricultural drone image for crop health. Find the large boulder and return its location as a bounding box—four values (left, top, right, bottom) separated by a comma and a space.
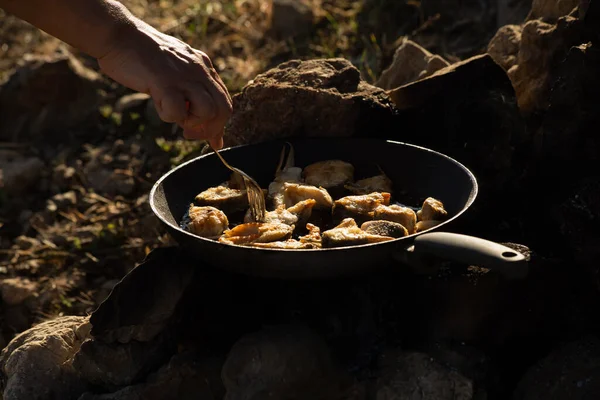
385, 53, 528, 197
507, 14, 584, 114
0, 46, 102, 144
514, 336, 600, 399
376, 38, 450, 90
0, 151, 45, 196
375, 349, 474, 400
223, 58, 399, 147
0, 316, 91, 400
221, 324, 354, 400
488, 24, 523, 71
77, 352, 225, 400
88, 247, 195, 344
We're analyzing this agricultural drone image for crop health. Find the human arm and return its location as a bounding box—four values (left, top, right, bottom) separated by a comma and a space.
0, 0, 232, 148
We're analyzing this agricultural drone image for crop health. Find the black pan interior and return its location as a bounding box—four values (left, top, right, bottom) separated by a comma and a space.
151, 137, 478, 246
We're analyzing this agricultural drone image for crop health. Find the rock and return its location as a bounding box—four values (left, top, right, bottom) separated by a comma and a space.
513, 336, 600, 399
223, 58, 399, 147
114, 93, 151, 131
0, 155, 45, 195
552, 177, 600, 286
145, 99, 168, 128
0, 278, 37, 306
534, 41, 600, 172
89, 247, 194, 343
375, 349, 474, 399
526, 0, 579, 20
0, 316, 91, 400
73, 335, 175, 389
114, 93, 151, 113
507, 14, 584, 115
376, 38, 450, 90
488, 24, 523, 71
269, 0, 318, 39
83, 161, 135, 196
385, 54, 527, 195
221, 324, 353, 400
0, 46, 102, 144
77, 352, 225, 400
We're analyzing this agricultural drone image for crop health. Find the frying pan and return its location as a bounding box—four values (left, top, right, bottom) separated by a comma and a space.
150, 137, 528, 280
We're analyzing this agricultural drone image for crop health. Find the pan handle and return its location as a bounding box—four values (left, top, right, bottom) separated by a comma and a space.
406, 232, 529, 279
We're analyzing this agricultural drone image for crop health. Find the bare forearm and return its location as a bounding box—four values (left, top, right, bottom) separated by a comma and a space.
0, 0, 141, 58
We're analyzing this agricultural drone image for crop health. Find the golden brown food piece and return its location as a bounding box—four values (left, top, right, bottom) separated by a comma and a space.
373, 204, 417, 234
321, 218, 393, 248
286, 199, 317, 226
242, 199, 317, 228
243, 205, 298, 225
195, 185, 249, 214
250, 240, 319, 249
299, 223, 322, 247
344, 173, 393, 195
303, 160, 354, 188
281, 183, 333, 210
186, 205, 229, 239
219, 222, 294, 245
361, 220, 408, 238
417, 197, 448, 222
332, 192, 391, 224
415, 220, 443, 233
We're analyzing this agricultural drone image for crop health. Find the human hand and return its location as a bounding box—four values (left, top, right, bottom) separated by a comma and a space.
97, 23, 232, 149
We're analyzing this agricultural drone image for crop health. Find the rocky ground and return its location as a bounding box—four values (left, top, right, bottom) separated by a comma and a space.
5, 0, 600, 398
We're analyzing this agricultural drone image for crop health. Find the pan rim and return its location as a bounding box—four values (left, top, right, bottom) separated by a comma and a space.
149, 138, 479, 253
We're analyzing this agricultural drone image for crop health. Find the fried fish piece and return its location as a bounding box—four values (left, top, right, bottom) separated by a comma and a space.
417, 197, 448, 221
321, 218, 393, 248
250, 239, 319, 249
298, 223, 322, 247
303, 160, 355, 189
185, 205, 229, 239
415, 220, 443, 233
219, 222, 294, 245
244, 205, 298, 225
361, 220, 408, 238
286, 198, 317, 227
195, 185, 249, 214
344, 172, 393, 195
373, 204, 417, 234
281, 183, 333, 210
242, 199, 317, 229
332, 192, 391, 225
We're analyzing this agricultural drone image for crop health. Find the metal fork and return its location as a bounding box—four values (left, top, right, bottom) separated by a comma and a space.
209, 145, 266, 222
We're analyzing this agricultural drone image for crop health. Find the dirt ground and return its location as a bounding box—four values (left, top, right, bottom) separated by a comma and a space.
0, 0, 502, 346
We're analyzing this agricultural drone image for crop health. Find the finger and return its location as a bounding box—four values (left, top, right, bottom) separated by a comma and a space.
151, 87, 187, 125
196, 77, 233, 146
183, 126, 207, 141
182, 84, 217, 130
208, 132, 224, 150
